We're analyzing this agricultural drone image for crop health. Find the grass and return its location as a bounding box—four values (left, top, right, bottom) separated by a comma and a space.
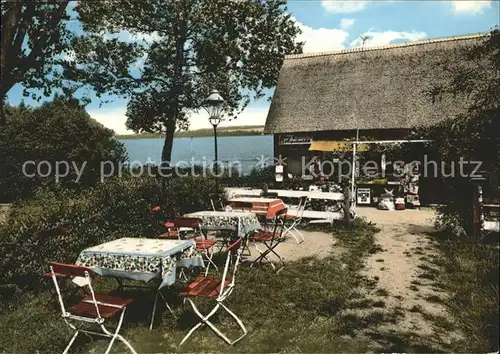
423, 295, 444, 304
421, 313, 456, 332
409, 305, 424, 313
3, 218, 494, 353
371, 301, 386, 308
426, 231, 499, 352
0, 219, 386, 353
374, 288, 389, 297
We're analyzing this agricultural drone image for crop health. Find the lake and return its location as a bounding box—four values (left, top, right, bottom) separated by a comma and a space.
120, 135, 274, 175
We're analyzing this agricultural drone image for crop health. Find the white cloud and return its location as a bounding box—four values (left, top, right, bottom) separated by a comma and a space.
321, 0, 368, 14
87, 106, 132, 135
295, 20, 349, 53
340, 18, 355, 30
349, 30, 428, 48
451, 0, 491, 14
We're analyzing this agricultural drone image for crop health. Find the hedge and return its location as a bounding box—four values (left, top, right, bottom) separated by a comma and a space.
0, 175, 216, 293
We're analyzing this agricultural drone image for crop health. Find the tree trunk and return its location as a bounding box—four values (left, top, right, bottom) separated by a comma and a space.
0, 99, 5, 126
160, 12, 186, 169
161, 118, 176, 164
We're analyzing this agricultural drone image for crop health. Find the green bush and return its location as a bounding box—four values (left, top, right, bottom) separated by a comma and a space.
0, 97, 127, 202
0, 175, 215, 292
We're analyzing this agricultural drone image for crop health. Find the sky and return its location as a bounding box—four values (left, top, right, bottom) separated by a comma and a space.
6, 0, 500, 134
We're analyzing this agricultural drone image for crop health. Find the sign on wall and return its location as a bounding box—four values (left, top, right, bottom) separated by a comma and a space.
279, 134, 312, 145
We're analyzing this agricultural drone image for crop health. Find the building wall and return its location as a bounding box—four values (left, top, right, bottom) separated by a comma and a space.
273, 129, 410, 177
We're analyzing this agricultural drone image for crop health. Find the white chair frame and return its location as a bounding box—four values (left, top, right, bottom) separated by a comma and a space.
49, 265, 137, 354
179, 236, 248, 346
250, 208, 287, 273
282, 196, 307, 243
174, 218, 218, 276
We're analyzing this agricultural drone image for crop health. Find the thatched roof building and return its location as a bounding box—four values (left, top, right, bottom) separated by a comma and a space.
264, 33, 488, 134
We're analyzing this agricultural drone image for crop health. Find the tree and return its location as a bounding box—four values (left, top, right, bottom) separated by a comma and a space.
78, 0, 303, 164
399, 28, 499, 232
0, 0, 67, 124
0, 97, 128, 202
0, 1, 141, 125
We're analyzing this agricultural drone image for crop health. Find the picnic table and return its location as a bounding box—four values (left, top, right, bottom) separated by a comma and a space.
75, 237, 204, 289
228, 197, 286, 218
226, 187, 345, 201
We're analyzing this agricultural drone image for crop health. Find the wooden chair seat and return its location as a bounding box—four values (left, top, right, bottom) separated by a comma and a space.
68, 294, 133, 319
195, 239, 217, 250
43, 271, 69, 279
251, 231, 281, 242
158, 230, 179, 239
180, 276, 230, 298
83, 294, 134, 307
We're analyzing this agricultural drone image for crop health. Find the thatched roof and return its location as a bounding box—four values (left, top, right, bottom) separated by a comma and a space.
264, 33, 489, 134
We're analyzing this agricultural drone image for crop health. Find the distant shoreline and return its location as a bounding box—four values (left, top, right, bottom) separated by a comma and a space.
116, 125, 266, 139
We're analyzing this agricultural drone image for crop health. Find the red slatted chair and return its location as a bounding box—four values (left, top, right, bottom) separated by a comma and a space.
47, 262, 137, 354
151, 206, 179, 239
250, 207, 288, 273
158, 220, 179, 239
173, 217, 218, 275
179, 237, 248, 346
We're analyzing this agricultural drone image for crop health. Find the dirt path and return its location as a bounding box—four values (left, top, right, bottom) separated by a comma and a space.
353, 208, 462, 350
244, 229, 343, 263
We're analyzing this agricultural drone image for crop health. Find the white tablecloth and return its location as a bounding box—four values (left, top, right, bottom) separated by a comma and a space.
75, 238, 204, 288
184, 210, 261, 237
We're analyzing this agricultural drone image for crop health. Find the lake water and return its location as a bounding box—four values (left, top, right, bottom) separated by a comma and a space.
120, 135, 274, 175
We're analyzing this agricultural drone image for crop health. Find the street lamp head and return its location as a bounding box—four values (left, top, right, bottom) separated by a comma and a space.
209, 116, 222, 127
204, 89, 225, 122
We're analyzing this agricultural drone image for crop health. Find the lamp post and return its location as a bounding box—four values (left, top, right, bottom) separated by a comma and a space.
204, 90, 225, 194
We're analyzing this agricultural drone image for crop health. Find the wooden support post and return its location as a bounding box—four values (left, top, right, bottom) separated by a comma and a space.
472, 183, 482, 239
343, 185, 352, 227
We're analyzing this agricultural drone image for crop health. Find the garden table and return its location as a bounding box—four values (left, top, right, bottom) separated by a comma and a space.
75, 237, 204, 289
75, 237, 205, 329
228, 197, 286, 219
183, 210, 261, 238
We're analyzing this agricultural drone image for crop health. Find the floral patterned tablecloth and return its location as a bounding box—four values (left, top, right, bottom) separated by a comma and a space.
75, 238, 204, 288
184, 210, 261, 237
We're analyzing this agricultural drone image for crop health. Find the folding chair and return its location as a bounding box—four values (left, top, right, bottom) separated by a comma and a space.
179, 237, 248, 346
280, 196, 307, 243
210, 194, 225, 211
151, 205, 179, 239
250, 207, 287, 273
157, 220, 180, 239
48, 262, 137, 354
173, 217, 218, 276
